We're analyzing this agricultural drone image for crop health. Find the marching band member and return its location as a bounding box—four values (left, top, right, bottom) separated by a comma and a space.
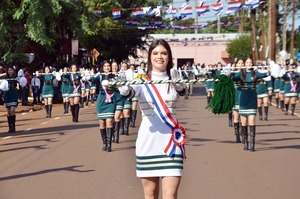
61, 66, 70, 114
94, 61, 120, 152
282, 65, 299, 115
129, 39, 187, 198
231, 58, 243, 143
89, 66, 97, 104
63, 64, 82, 122
127, 63, 138, 128
1, 66, 19, 133
37, 66, 58, 118
257, 65, 271, 120
270, 61, 281, 108
232, 58, 269, 152
83, 69, 92, 107
181, 64, 192, 99
79, 67, 86, 108
204, 64, 216, 104
279, 65, 286, 111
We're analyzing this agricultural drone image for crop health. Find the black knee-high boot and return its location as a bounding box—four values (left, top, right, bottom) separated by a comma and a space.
269, 95, 272, 106
7, 116, 12, 133
228, 112, 233, 127
11, 115, 16, 132
91, 94, 94, 104
276, 98, 279, 108
85, 96, 88, 106
70, 105, 75, 122
242, 126, 248, 150
264, 106, 269, 120
65, 102, 69, 113
124, 117, 130, 135
100, 129, 107, 151
207, 96, 211, 104
130, 109, 137, 128
74, 104, 79, 122
258, 107, 263, 120
45, 105, 49, 118
291, 104, 296, 116
280, 100, 284, 111
120, 118, 125, 135
114, 121, 120, 143
234, 122, 241, 143
80, 97, 84, 108
48, 105, 52, 118
106, 128, 113, 152
249, 125, 256, 152
63, 102, 66, 113
285, 104, 289, 115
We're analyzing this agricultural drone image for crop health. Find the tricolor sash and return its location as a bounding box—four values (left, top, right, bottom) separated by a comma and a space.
71, 74, 80, 93
145, 81, 186, 159
288, 73, 297, 92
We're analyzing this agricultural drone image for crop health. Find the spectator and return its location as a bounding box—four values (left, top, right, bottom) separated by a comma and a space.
31, 74, 41, 104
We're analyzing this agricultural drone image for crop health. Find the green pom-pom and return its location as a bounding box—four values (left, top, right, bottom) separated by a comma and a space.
206, 75, 235, 114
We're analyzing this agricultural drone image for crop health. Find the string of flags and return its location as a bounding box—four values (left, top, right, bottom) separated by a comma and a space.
93, 0, 264, 28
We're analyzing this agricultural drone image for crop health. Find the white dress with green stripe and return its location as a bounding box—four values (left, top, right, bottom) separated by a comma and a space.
132, 71, 184, 177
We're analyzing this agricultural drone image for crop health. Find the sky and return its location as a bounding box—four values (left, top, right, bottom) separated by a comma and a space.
170, 0, 300, 30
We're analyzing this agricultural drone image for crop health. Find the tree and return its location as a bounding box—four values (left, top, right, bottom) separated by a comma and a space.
0, 0, 167, 68
226, 34, 252, 61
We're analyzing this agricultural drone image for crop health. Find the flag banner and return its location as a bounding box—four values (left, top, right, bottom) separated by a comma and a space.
196, 5, 210, 16
180, 5, 193, 16
93, 8, 101, 16
132, 8, 144, 18
245, 0, 261, 9
112, 8, 121, 18
227, 1, 242, 11
211, 3, 223, 12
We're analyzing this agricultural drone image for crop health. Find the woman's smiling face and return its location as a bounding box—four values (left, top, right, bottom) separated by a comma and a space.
150, 45, 169, 72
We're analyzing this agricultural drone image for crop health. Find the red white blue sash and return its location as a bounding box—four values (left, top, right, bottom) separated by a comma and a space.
288, 73, 297, 92
145, 82, 186, 159
71, 74, 80, 93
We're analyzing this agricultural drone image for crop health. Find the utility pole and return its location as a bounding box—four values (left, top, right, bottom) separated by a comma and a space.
217, 15, 221, 34
250, 8, 258, 61
194, 0, 198, 34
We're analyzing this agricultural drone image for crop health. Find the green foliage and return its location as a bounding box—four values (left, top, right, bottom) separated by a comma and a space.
226, 34, 252, 61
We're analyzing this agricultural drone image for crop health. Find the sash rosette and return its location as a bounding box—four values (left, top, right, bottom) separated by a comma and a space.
145, 80, 186, 159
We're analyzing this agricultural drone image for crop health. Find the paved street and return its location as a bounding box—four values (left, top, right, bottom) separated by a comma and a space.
1, 85, 300, 199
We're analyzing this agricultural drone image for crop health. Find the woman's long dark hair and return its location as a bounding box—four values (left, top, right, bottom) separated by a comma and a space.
6, 66, 16, 78
241, 57, 257, 83
147, 39, 173, 79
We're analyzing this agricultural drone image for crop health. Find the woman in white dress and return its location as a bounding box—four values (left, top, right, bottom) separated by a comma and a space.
130, 39, 187, 199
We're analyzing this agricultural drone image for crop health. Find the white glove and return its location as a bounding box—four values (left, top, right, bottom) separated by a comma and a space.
101, 80, 109, 87
171, 67, 185, 91
118, 85, 130, 96
35, 71, 39, 77
59, 69, 63, 75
